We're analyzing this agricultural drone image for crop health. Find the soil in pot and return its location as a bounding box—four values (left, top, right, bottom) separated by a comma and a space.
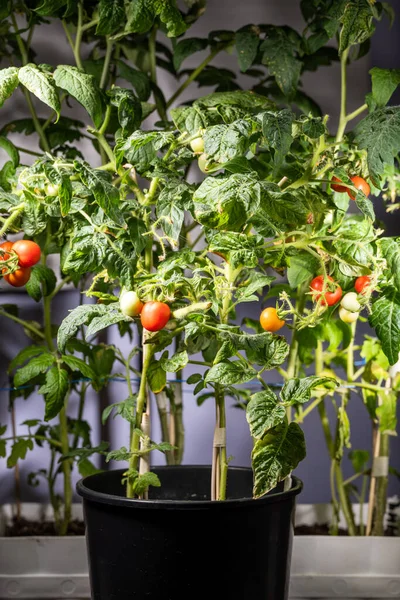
5, 516, 85, 536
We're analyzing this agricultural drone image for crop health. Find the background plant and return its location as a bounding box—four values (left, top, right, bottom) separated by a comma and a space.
0, 0, 398, 534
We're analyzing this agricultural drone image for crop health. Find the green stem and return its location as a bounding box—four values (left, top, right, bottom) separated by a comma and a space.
359, 475, 368, 536
346, 103, 368, 123
3, 434, 62, 448
100, 38, 113, 90
371, 433, 389, 536
285, 284, 307, 421
98, 105, 112, 136
336, 464, 357, 536
58, 406, 72, 536
72, 383, 87, 449
0, 308, 45, 340
74, 3, 84, 70
0, 203, 25, 237
48, 449, 61, 531
127, 339, 154, 498
335, 48, 349, 143
166, 48, 222, 108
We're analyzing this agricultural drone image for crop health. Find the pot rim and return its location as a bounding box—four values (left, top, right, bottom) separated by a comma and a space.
76, 465, 303, 510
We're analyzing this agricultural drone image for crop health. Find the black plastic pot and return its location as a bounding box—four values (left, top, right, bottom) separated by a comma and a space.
77, 466, 302, 600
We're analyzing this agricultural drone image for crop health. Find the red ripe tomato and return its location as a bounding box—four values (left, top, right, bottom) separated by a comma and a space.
0, 241, 14, 261
355, 275, 371, 294
348, 176, 370, 200
12, 239, 41, 268
140, 301, 171, 332
260, 307, 285, 332
330, 176, 347, 193
4, 266, 31, 287
310, 275, 342, 306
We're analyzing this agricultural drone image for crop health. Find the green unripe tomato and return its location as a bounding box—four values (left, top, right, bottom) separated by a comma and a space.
46, 183, 59, 197
119, 291, 144, 317
340, 292, 361, 313
339, 307, 359, 324
198, 153, 209, 173
190, 136, 205, 154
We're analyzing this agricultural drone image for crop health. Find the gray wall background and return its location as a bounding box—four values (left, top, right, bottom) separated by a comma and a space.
0, 0, 400, 505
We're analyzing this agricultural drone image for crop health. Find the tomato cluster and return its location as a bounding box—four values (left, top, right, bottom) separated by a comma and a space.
330, 175, 370, 201
119, 292, 171, 332
310, 275, 342, 306
0, 239, 41, 287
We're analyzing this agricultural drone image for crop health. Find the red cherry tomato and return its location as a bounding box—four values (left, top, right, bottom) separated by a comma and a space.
310, 275, 342, 306
0, 241, 14, 262
140, 301, 171, 332
348, 176, 370, 201
330, 176, 347, 193
12, 240, 41, 268
260, 307, 285, 332
3, 266, 31, 287
355, 275, 371, 294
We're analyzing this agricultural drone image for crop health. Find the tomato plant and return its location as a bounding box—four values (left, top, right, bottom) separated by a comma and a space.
119, 291, 143, 317
3, 266, 31, 287
260, 307, 285, 332
12, 240, 41, 268
310, 275, 343, 306
141, 302, 171, 332
348, 176, 371, 200
0, 0, 398, 544
355, 275, 372, 294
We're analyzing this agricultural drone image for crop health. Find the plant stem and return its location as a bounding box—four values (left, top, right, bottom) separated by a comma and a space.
346, 103, 368, 122
0, 203, 25, 238
336, 464, 356, 536
336, 48, 349, 143
127, 338, 154, 498
371, 432, 389, 536
166, 48, 222, 108
100, 38, 113, 90
155, 392, 173, 464
10, 395, 21, 520
43, 251, 71, 535
359, 475, 368, 536
0, 308, 45, 340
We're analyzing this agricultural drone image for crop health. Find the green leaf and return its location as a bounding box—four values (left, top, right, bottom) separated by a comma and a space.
203, 120, 252, 164
117, 61, 151, 101
157, 180, 192, 244
61, 355, 96, 380
39, 366, 69, 421
125, 0, 187, 37
8, 346, 49, 373
0, 136, 19, 168
193, 173, 261, 231
18, 64, 60, 119
339, 0, 375, 55
355, 106, 400, 185
173, 37, 208, 71
261, 26, 302, 98
246, 334, 289, 369
369, 287, 400, 365
148, 359, 167, 393
287, 251, 319, 289
132, 471, 161, 495
381, 238, 400, 292
74, 162, 123, 224
252, 422, 306, 497
261, 109, 293, 168
280, 376, 337, 405
53, 65, 103, 128
35, 0, 67, 15
14, 354, 55, 387
376, 390, 397, 435
205, 361, 257, 385
78, 458, 102, 477
370, 67, 400, 108
25, 265, 57, 302
161, 351, 188, 372
96, 0, 125, 34
109, 87, 142, 135
85, 312, 128, 339
236, 26, 260, 72
349, 449, 369, 473
7, 438, 34, 468
57, 304, 111, 353
302, 116, 326, 139
335, 406, 351, 460
246, 389, 285, 439
354, 190, 375, 221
